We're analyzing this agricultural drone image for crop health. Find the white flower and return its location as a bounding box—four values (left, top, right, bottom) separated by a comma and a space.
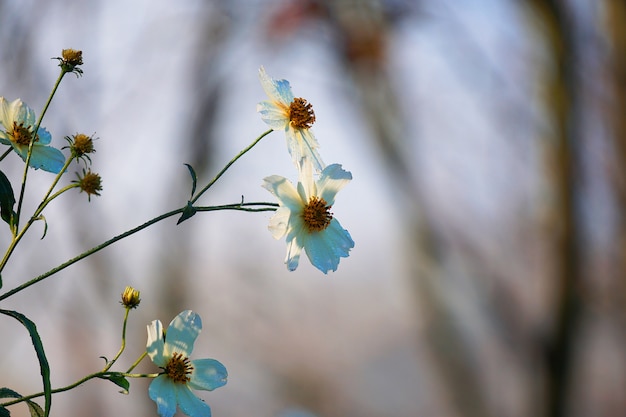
263, 160, 354, 273
0, 97, 65, 173
147, 310, 227, 417
257, 66, 325, 172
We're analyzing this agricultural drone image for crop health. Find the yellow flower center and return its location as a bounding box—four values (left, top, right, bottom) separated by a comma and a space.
302, 196, 332, 232
12, 122, 37, 146
72, 133, 94, 156
289, 97, 316, 129
165, 352, 193, 384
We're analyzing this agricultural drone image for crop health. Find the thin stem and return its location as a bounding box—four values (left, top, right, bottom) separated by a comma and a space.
0, 184, 80, 274
39, 156, 74, 207
0, 201, 276, 301
190, 129, 272, 204
102, 308, 131, 372
126, 351, 148, 373
15, 70, 67, 232
0, 147, 12, 163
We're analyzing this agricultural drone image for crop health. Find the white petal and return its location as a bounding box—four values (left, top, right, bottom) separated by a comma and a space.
286, 128, 324, 173
148, 375, 178, 417
147, 319, 166, 367
267, 206, 291, 239
316, 164, 352, 206
258, 66, 294, 105
263, 175, 303, 212
256, 101, 289, 130
303, 219, 354, 273
164, 310, 201, 358
189, 358, 228, 391
0, 97, 11, 130
297, 159, 316, 201
176, 385, 213, 417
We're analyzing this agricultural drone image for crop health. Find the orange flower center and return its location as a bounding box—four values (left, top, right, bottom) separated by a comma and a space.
302, 196, 332, 232
289, 97, 316, 129
12, 122, 37, 146
165, 352, 193, 384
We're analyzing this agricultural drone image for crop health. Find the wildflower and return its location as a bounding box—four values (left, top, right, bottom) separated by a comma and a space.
147, 310, 227, 417
54, 48, 83, 77
64, 133, 96, 164
120, 286, 141, 309
257, 66, 325, 172
263, 160, 354, 273
0, 97, 65, 173
73, 169, 102, 200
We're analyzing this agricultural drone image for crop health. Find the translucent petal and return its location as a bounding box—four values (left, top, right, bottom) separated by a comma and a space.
148, 376, 178, 417
263, 175, 303, 212
176, 385, 213, 417
0, 97, 11, 130
0, 132, 11, 146
256, 101, 289, 130
189, 358, 228, 391
285, 234, 303, 271
146, 319, 166, 367
258, 66, 294, 105
33, 126, 52, 145
163, 310, 201, 358
286, 128, 324, 173
303, 219, 354, 274
268, 206, 291, 239
317, 164, 352, 206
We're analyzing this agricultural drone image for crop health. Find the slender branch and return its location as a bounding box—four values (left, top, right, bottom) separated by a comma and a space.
190, 129, 272, 204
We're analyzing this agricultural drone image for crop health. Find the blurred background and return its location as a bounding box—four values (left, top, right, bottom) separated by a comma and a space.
0, 0, 625, 416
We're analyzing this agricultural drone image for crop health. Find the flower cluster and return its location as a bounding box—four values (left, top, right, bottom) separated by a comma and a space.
257, 67, 354, 273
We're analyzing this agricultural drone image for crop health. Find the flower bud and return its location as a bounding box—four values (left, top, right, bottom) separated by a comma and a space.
121, 286, 141, 309
73, 169, 102, 201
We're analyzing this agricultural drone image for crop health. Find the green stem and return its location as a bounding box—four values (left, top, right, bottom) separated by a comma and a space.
0, 201, 276, 302
0, 370, 160, 408
0, 147, 12, 163
0, 184, 80, 275
15, 69, 67, 232
190, 129, 272, 204
102, 308, 131, 372
126, 351, 148, 373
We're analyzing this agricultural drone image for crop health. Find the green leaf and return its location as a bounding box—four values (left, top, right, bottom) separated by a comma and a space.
184, 163, 197, 198
0, 388, 43, 417
0, 406, 9, 417
0, 170, 16, 230
98, 374, 130, 394
176, 201, 196, 225
0, 311, 51, 417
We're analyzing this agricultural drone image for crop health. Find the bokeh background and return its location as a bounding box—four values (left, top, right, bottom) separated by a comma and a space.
0, 0, 625, 416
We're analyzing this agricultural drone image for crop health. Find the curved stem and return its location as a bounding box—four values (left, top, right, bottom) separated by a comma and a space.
15, 70, 66, 232
0, 147, 12, 163
126, 351, 148, 373
102, 308, 131, 372
190, 129, 272, 204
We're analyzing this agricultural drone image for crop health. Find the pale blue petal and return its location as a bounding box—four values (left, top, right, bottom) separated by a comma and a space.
27, 145, 65, 173
176, 385, 212, 417
303, 219, 354, 274
257, 101, 289, 130
189, 358, 228, 391
33, 126, 52, 145
15, 100, 36, 126
296, 160, 315, 201
148, 375, 178, 417
0, 132, 11, 146
258, 66, 294, 105
285, 233, 304, 271
164, 310, 201, 358
317, 164, 352, 206
147, 319, 166, 367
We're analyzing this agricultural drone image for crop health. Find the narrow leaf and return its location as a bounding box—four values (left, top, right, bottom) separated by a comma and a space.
0, 388, 43, 417
0, 170, 15, 228
184, 164, 197, 198
98, 374, 130, 394
0, 405, 9, 417
0, 311, 51, 417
